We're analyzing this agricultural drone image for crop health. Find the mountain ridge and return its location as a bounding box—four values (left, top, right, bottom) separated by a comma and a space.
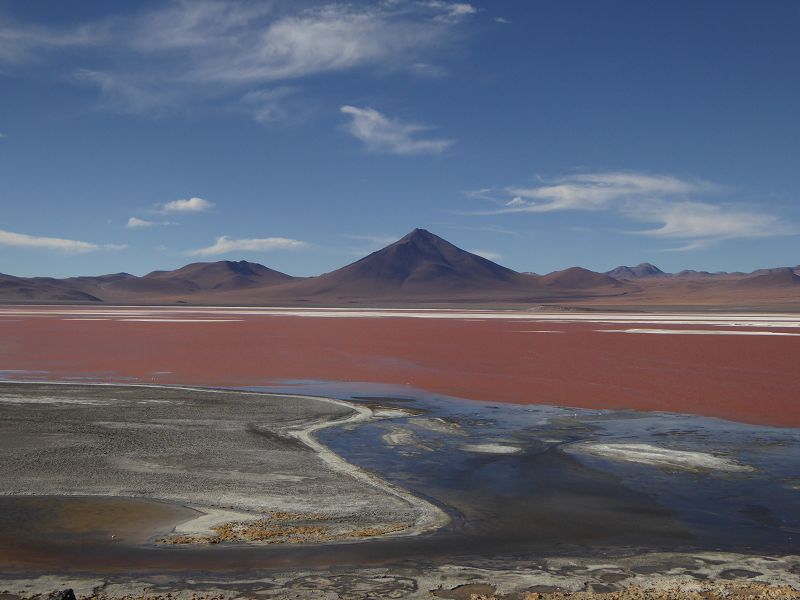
0, 229, 797, 307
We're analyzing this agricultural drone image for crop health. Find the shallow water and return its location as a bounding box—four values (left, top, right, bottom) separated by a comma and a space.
1, 380, 799, 578
255, 381, 800, 555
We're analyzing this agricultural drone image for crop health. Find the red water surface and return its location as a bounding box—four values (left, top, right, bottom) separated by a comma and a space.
0, 312, 798, 427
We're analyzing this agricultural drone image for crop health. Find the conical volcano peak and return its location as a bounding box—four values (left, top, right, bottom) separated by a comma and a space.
280, 228, 522, 297
397, 228, 439, 244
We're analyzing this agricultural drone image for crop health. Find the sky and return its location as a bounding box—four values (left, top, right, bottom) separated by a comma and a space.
1, 0, 799, 278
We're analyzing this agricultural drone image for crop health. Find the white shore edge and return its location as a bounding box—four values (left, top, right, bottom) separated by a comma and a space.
0, 379, 450, 541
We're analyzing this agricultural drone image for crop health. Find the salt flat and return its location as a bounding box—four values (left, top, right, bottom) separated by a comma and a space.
2, 305, 800, 329
0, 382, 444, 544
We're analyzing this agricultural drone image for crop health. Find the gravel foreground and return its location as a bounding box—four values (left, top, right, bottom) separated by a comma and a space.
4, 551, 800, 600
4, 582, 800, 600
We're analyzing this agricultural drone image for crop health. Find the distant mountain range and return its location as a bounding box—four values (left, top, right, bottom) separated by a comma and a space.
1, 229, 798, 307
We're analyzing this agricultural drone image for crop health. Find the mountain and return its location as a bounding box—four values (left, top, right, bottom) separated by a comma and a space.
264, 229, 526, 300
735, 267, 800, 288
0, 273, 101, 303
676, 269, 717, 278
606, 263, 665, 279
0, 230, 797, 307
542, 267, 624, 289
144, 260, 294, 292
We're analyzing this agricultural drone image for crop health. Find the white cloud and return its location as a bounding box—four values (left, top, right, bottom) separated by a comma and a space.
629, 200, 788, 248
188, 235, 307, 256
471, 171, 796, 250
340, 105, 452, 155
0, 132, 6, 139
158, 197, 214, 213
126, 217, 154, 229
502, 172, 713, 213
494, 17, 511, 24
126, 217, 173, 229
0, 229, 123, 253
0, 18, 107, 64
469, 249, 502, 261
420, 1, 478, 22
2, 2, 476, 118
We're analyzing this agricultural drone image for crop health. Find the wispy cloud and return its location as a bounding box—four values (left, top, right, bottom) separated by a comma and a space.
0, 17, 107, 65
126, 217, 173, 229
157, 197, 214, 213
188, 235, 307, 256
340, 105, 452, 155
0, 229, 124, 253
420, 1, 478, 22
464, 188, 498, 201
241, 86, 299, 124
499, 172, 715, 214
470, 171, 796, 251
72, 69, 175, 115
469, 249, 502, 261
629, 199, 788, 251
2, 1, 477, 120
0, 132, 6, 139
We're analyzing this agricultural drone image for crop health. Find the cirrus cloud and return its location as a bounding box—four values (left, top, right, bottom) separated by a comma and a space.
188, 235, 307, 256
1, 1, 478, 121
341, 105, 453, 155
0, 229, 124, 253
126, 217, 174, 229
469, 171, 796, 251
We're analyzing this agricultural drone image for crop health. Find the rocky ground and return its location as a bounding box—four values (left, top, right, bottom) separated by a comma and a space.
3, 551, 800, 599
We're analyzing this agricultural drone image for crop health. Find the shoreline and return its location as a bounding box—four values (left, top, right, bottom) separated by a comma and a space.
2, 381, 800, 597
0, 380, 449, 545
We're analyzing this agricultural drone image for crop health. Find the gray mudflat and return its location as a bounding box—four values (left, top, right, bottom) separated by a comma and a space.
0, 382, 421, 541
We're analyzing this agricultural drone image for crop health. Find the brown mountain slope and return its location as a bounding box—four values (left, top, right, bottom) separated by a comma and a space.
606, 263, 666, 279
0, 230, 796, 307
265, 228, 526, 299
144, 260, 295, 292
0, 274, 101, 303
541, 267, 625, 290
734, 267, 800, 288
198, 230, 630, 304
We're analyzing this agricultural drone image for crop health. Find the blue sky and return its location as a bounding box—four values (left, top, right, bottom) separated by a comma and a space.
1, 0, 798, 277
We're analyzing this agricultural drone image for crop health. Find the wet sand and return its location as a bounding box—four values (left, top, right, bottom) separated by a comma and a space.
0, 306, 798, 427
